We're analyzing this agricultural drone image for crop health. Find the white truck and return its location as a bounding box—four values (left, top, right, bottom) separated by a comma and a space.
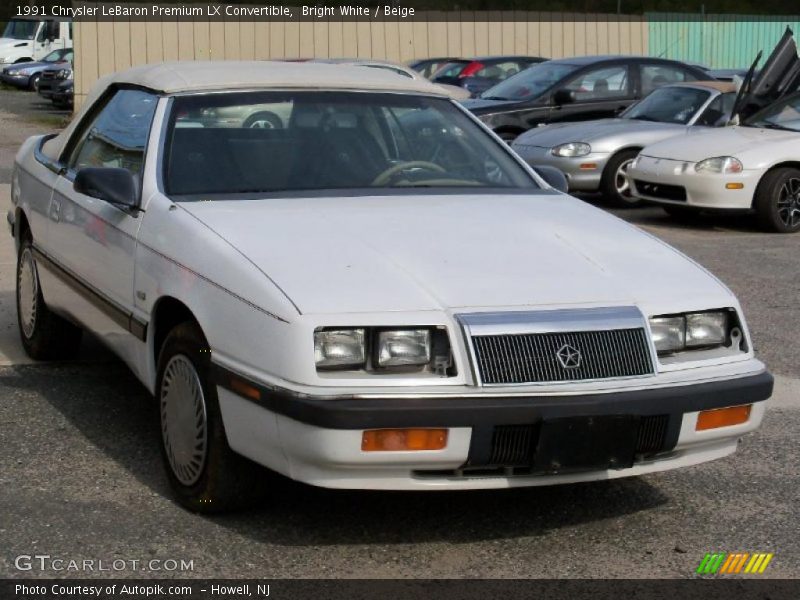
0, 18, 72, 65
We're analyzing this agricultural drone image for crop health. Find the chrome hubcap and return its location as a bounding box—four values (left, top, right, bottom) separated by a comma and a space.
249, 119, 275, 129
615, 159, 633, 197
777, 177, 800, 229
161, 355, 208, 486
18, 247, 38, 339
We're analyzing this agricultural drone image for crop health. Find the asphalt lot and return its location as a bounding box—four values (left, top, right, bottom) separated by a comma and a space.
0, 87, 797, 579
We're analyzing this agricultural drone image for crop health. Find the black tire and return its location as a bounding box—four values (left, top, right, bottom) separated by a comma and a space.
600, 149, 641, 206
243, 110, 282, 129
28, 73, 41, 92
156, 322, 270, 513
754, 167, 800, 233
662, 204, 699, 221
16, 236, 83, 360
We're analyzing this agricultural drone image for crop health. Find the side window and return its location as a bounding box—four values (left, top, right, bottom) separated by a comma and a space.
67, 89, 158, 176
695, 92, 737, 127
475, 61, 522, 80
641, 65, 698, 95
565, 66, 630, 101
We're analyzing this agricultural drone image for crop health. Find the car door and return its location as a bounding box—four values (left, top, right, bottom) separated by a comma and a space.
46, 88, 158, 358
548, 64, 634, 124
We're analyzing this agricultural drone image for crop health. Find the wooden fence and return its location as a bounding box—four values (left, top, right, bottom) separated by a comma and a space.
74, 12, 649, 106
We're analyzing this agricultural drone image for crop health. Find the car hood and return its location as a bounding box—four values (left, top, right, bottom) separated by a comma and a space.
180, 193, 730, 315
4, 59, 56, 72
640, 125, 799, 163
513, 118, 683, 147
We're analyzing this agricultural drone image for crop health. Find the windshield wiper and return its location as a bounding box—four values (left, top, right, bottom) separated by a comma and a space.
629, 115, 661, 122
481, 95, 510, 101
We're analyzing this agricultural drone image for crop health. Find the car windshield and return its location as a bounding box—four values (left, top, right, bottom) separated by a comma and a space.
480, 62, 579, 101
623, 86, 712, 124
164, 91, 537, 197
2, 19, 38, 40
744, 95, 800, 132
42, 49, 69, 63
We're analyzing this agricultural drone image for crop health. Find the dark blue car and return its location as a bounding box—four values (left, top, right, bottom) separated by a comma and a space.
0, 48, 72, 91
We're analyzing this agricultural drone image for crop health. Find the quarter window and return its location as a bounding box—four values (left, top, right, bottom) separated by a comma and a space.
67, 89, 158, 176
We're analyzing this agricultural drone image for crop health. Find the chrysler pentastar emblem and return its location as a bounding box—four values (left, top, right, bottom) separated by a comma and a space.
556, 344, 582, 369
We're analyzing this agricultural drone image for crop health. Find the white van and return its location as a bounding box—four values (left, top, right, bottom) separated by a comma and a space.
0, 18, 73, 65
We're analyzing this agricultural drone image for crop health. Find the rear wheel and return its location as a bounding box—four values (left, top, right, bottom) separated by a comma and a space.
16, 236, 82, 360
156, 322, 270, 513
754, 167, 800, 233
601, 149, 641, 206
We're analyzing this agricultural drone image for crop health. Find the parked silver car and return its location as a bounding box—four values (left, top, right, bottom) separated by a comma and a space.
510, 81, 737, 204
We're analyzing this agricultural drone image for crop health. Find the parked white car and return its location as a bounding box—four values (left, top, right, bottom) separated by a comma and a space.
628, 91, 800, 232
10, 62, 772, 512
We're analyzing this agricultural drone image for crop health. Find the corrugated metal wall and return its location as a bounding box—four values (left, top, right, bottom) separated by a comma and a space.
648, 13, 800, 68
73, 12, 649, 107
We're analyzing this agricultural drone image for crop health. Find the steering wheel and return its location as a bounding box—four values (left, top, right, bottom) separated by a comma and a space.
372, 161, 446, 186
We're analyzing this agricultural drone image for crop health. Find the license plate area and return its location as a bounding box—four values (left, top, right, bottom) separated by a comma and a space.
533, 415, 638, 473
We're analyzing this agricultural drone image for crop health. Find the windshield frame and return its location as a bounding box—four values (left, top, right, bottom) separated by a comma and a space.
158, 89, 544, 200
742, 92, 800, 132
479, 62, 581, 102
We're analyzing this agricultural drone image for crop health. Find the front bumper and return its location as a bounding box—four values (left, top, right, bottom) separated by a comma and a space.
0, 72, 30, 87
629, 156, 759, 210
213, 365, 772, 490
511, 144, 610, 192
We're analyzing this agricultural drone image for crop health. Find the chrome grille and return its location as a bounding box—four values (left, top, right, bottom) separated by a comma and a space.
472, 328, 653, 385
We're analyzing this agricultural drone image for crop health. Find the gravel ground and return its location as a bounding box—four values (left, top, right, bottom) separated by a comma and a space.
0, 89, 797, 580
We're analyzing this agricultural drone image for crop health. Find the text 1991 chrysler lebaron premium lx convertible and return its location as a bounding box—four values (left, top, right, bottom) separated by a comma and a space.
10, 62, 772, 512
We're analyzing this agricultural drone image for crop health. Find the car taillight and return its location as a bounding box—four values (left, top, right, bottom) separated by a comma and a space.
458, 61, 484, 78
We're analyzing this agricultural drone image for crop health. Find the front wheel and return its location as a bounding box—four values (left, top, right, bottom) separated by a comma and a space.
600, 150, 641, 206
754, 167, 800, 233
156, 322, 270, 513
28, 73, 41, 91
16, 237, 82, 360
243, 111, 282, 129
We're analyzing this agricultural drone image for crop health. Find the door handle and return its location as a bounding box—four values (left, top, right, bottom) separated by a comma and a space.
49, 199, 61, 222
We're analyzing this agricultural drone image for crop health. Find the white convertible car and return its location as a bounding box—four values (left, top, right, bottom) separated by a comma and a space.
10, 62, 772, 512
628, 91, 800, 233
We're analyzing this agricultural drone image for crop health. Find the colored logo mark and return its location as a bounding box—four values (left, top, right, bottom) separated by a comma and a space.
696, 552, 774, 575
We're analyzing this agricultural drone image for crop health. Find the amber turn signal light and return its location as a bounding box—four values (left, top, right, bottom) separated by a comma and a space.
362, 428, 448, 452
579, 163, 598, 170
725, 183, 745, 190
696, 405, 751, 431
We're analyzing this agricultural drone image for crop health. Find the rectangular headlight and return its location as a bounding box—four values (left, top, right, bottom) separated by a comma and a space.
649, 316, 685, 354
377, 329, 431, 368
314, 329, 366, 369
686, 312, 729, 348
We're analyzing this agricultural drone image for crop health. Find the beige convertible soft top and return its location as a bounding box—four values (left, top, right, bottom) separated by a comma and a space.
42, 60, 449, 160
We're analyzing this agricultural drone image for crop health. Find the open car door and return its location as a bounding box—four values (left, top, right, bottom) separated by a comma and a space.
733, 26, 800, 121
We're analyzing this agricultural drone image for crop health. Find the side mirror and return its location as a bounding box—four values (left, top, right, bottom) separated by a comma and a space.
552, 89, 576, 105
533, 165, 569, 193
74, 168, 139, 210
